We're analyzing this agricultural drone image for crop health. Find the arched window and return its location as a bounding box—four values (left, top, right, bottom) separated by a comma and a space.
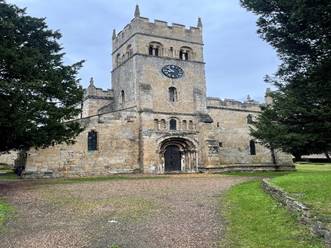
169, 47, 174, 57
116, 53, 121, 66
182, 120, 187, 130
88, 131, 97, 151
170, 119, 177, 130
160, 119, 166, 130
247, 114, 254, 124
169, 87, 177, 102
189, 120, 194, 130
250, 140, 256, 155
127, 44, 133, 57
154, 119, 159, 130
121, 90, 125, 105
179, 46, 192, 61
149, 42, 162, 57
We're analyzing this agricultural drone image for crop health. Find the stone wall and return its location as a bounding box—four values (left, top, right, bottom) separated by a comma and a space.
0, 152, 17, 167
82, 83, 113, 117
262, 179, 331, 247
24, 108, 140, 178
206, 105, 293, 168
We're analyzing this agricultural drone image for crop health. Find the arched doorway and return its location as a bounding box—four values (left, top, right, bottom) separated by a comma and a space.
164, 145, 181, 172
159, 137, 198, 173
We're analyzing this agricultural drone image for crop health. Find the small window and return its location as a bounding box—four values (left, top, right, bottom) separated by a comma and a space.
247, 114, 254, 124
88, 131, 98, 151
182, 120, 187, 130
179, 46, 192, 61
169, 87, 177, 102
116, 54, 121, 66
160, 119, 166, 129
121, 90, 125, 105
149, 42, 162, 57
250, 140, 256, 155
180, 50, 189, 61
217, 122, 220, 127
189, 120, 194, 130
154, 119, 159, 130
127, 44, 133, 57
169, 47, 174, 57
149, 46, 153, 56
219, 142, 223, 147
170, 119, 177, 130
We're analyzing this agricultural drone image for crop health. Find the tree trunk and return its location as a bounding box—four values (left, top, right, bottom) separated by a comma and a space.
14, 149, 27, 176
293, 153, 302, 162
271, 147, 277, 165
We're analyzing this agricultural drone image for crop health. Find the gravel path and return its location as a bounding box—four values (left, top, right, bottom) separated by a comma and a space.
0, 175, 246, 248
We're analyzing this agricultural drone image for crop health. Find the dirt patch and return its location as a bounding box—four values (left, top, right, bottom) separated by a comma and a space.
0, 175, 246, 248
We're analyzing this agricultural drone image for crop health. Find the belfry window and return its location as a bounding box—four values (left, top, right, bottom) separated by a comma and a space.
88, 131, 98, 151
149, 42, 162, 57
250, 140, 256, 155
127, 44, 133, 57
121, 90, 125, 105
169, 87, 177, 102
170, 119, 177, 130
179, 47, 192, 61
116, 53, 121, 66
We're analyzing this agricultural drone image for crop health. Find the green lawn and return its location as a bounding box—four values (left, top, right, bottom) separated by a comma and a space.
0, 167, 18, 180
271, 163, 331, 222
221, 163, 331, 248
0, 200, 12, 230
221, 180, 324, 248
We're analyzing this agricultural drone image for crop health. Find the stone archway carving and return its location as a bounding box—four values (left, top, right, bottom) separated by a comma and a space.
159, 137, 198, 173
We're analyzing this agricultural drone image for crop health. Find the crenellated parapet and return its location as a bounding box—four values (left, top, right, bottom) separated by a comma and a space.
82, 78, 114, 118
112, 6, 203, 62
207, 97, 261, 112
84, 77, 113, 100
113, 19, 202, 52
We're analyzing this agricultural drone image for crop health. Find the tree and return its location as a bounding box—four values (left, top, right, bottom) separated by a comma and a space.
241, 0, 331, 160
0, 1, 84, 157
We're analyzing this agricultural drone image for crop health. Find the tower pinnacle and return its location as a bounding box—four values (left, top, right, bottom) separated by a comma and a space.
134, 4, 140, 18
197, 17, 203, 28
112, 29, 116, 40
89, 77, 94, 87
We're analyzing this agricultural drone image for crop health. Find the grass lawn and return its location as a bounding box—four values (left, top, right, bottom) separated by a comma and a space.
221, 180, 324, 248
0, 200, 12, 230
221, 163, 331, 248
0, 167, 18, 180
271, 163, 331, 225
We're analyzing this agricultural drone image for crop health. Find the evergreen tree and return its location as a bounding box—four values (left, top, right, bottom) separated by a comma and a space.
241, 0, 331, 159
0, 1, 84, 154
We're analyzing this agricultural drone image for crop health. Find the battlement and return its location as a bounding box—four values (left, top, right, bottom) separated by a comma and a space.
84, 78, 113, 100
112, 8, 203, 52
207, 97, 261, 112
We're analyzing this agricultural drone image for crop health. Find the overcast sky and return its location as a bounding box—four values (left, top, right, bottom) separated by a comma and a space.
9, 0, 279, 102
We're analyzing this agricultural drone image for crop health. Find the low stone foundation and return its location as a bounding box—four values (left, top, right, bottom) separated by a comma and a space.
199, 164, 296, 173
22, 168, 140, 179
262, 179, 331, 247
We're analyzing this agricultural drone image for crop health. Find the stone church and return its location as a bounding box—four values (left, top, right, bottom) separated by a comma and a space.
23, 6, 293, 178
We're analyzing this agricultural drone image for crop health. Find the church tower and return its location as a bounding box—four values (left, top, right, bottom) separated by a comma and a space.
111, 5, 209, 173
111, 5, 207, 115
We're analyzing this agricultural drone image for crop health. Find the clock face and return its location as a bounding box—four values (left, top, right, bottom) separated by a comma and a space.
161, 65, 184, 79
